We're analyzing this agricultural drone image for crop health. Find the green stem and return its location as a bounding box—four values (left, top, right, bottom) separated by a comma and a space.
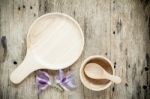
51, 83, 64, 92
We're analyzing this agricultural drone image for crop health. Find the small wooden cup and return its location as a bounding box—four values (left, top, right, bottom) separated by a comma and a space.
80, 55, 114, 91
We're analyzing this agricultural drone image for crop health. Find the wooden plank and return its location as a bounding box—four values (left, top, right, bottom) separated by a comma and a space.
38, 0, 85, 99
0, 0, 39, 99
0, 0, 149, 99
38, 0, 111, 99
110, 0, 150, 99
82, 0, 112, 99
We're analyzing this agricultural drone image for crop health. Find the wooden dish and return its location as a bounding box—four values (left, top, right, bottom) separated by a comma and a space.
10, 13, 84, 84
80, 55, 114, 91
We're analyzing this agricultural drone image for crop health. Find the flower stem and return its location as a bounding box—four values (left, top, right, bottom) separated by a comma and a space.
52, 83, 64, 92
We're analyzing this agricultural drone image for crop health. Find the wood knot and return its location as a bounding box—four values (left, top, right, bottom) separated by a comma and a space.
116, 19, 122, 33
0, 36, 7, 62
113, 31, 115, 35
143, 85, 147, 89
114, 62, 116, 68
23, 5, 25, 8
125, 83, 128, 87
112, 87, 115, 92
30, 6, 33, 9
144, 67, 149, 71
13, 61, 17, 65
18, 6, 21, 10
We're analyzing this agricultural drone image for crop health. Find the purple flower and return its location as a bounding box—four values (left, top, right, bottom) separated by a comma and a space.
55, 70, 76, 91
36, 70, 51, 91
36, 69, 76, 93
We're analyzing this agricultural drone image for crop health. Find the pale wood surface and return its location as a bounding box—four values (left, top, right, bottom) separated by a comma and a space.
0, 0, 150, 99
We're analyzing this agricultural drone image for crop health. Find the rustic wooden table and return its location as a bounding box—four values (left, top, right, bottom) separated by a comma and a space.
0, 0, 150, 99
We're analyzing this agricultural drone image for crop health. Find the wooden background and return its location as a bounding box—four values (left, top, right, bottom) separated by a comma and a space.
0, 0, 150, 99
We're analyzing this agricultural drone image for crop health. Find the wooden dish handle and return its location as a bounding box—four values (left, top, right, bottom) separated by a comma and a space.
10, 51, 42, 84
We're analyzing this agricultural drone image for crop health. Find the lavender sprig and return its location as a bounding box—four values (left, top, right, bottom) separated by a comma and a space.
36, 70, 51, 92
36, 70, 76, 93
55, 70, 76, 91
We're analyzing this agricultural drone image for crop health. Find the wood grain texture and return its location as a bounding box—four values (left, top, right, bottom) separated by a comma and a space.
0, 0, 150, 99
